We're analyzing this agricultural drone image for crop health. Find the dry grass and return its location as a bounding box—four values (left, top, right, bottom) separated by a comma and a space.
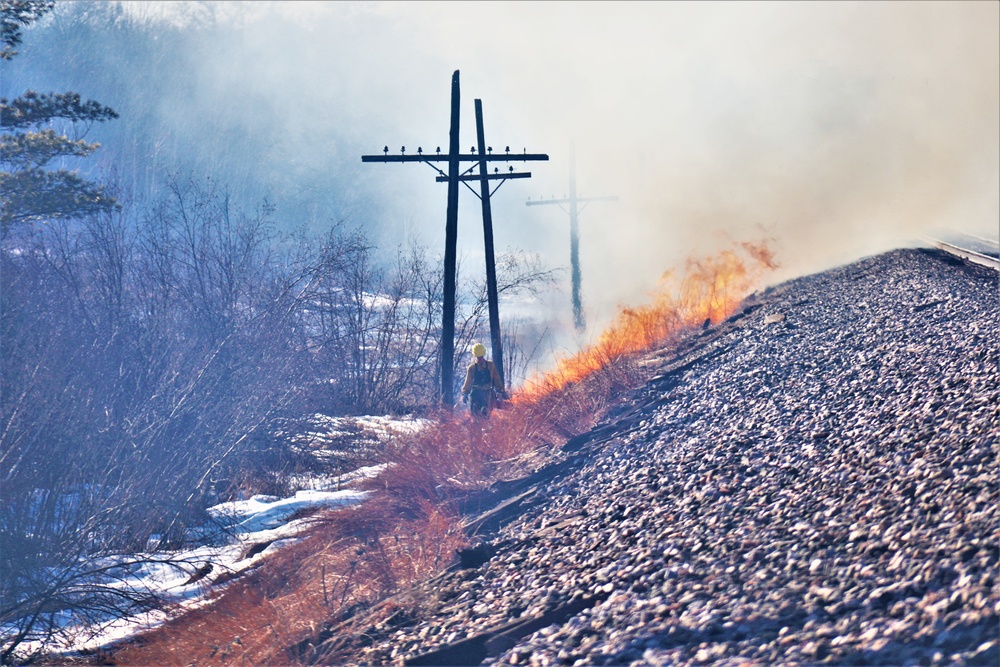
370, 242, 776, 513
112, 497, 466, 666
105, 241, 776, 666
369, 355, 644, 511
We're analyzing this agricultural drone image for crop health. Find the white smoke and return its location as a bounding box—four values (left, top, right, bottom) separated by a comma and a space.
26, 1, 1000, 336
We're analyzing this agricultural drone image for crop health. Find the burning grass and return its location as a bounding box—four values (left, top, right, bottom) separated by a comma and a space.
374, 241, 777, 509
104, 241, 776, 666
521, 240, 777, 397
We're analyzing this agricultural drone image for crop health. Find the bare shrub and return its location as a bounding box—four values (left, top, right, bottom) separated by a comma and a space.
304, 239, 442, 415
0, 179, 330, 660
0, 169, 559, 660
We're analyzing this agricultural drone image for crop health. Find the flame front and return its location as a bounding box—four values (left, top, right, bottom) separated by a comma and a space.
519, 240, 777, 400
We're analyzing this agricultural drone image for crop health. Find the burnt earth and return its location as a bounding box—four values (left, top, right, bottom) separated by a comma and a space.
331, 248, 999, 666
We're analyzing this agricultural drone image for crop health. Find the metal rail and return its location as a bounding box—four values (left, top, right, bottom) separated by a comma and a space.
924, 237, 1000, 271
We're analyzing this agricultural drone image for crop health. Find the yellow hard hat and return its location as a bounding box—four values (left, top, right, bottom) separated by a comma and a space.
472, 343, 487, 358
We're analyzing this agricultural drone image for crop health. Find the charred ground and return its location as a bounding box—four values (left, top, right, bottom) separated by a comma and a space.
312, 248, 998, 666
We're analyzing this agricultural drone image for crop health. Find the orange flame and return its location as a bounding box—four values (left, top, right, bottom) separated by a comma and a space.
519, 240, 777, 399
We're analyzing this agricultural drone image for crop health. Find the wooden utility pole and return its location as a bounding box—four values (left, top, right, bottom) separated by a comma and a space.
362, 71, 547, 405
443, 71, 461, 407
475, 99, 505, 386
527, 145, 616, 332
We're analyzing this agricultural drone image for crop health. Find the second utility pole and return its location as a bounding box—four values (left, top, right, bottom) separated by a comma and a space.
527, 145, 617, 332
475, 99, 505, 386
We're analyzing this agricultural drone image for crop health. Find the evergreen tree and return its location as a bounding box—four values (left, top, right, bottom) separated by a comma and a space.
0, 0, 118, 233
1, 0, 51, 60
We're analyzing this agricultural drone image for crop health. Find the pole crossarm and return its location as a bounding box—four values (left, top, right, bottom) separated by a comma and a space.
360, 70, 548, 405
435, 172, 532, 183
361, 153, 549, 163
362, 153, 548, 187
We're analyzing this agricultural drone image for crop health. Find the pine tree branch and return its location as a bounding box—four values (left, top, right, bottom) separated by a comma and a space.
0, 0, 54, 61
0, 129, 99, 169
1, 91, 118, 129
0, 168, 118, 229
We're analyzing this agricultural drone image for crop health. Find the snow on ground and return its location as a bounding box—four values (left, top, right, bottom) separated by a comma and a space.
18, 487, 372, 660
291, 414, 429, 464
10, 414, 423, 661
207, 487, 371, 534
289, 463, 388, 493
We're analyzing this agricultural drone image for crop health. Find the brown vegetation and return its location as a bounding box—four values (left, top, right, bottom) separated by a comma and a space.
111, 497, 466, 666
1, 175, 555, 661
106, 241, 775, 666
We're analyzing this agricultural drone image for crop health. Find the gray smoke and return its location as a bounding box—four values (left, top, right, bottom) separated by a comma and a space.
12, 0, 999, 338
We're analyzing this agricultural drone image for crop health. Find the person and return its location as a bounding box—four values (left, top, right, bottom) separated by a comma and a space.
461, 343, 507, 418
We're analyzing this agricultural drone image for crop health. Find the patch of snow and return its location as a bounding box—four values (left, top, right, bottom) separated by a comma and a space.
5, 415, 424, 661
208, 488, 370, 534
13, 488, 370, 660
289, 464, 388, 492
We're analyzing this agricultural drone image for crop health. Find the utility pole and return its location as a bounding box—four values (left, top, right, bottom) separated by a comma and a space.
362, 70, 547, 406
443, 71, 461, 409
527, 145, 616, 332
475, 99, 505, 386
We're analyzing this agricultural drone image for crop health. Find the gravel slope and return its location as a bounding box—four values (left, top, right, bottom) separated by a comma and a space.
329, 248, 998, 666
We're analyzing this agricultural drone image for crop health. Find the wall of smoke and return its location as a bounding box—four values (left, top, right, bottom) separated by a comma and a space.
6, 0, 997, 344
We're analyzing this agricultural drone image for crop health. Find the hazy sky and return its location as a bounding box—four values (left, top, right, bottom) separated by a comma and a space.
23, 1, 1000, 333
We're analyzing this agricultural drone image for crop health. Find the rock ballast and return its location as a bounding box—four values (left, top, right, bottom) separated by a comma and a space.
331, 248, 998, 666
